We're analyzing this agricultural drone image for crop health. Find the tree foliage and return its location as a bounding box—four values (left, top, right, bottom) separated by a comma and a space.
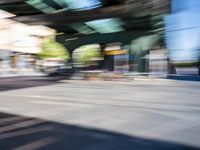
39, 36, 70, 60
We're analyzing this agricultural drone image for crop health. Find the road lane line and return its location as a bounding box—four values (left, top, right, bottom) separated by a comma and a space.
0, 116, 26, 125
0, 119, 45, 133
32, 100, 92, 108
0, 107, 11, 111
13, 137, 58, 150
0, 126, 54, 140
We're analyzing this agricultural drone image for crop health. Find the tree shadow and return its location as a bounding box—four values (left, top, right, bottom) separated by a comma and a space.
0, 112, 198, 150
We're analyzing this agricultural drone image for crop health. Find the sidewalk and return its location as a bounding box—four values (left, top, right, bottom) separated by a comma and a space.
1, 71, 199, 82
71, 71, 200, 82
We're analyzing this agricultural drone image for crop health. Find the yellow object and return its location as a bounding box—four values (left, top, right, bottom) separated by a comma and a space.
104, 50, 127, 55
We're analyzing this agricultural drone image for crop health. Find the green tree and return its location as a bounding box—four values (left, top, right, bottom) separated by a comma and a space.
73, 45, 101, 64
39, 36, 70, 60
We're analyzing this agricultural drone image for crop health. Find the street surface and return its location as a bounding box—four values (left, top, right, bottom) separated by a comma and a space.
0, 76, 200, 150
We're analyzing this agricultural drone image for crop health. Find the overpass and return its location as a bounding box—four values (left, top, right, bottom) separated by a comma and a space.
0, 0, 170, 52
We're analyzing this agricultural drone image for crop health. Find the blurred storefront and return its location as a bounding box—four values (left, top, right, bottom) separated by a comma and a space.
103, 43, 129, 73
149, 48, 168, 75
0, 15, 54, 74
130, 34, 163, 73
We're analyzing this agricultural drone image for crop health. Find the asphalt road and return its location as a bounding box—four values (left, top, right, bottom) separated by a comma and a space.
0, 76, 200, 150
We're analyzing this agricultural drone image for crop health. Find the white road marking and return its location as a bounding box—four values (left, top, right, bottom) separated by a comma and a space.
0, 119, 44, 134
0, 107, 11, 111
0, 116, 24, 124
0, 126, 54, 140
32, 100, 92, 108
0, 93, 68, 100
13, 137, 58, 150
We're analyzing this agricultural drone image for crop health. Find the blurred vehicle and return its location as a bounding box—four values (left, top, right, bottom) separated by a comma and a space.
38, 58, 72, 76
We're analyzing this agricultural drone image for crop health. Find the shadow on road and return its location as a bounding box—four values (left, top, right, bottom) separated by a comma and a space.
0, 76, 67, 92
0, 112, 198, 150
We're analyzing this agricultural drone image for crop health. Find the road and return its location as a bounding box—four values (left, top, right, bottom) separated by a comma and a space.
0, 76, 200, 150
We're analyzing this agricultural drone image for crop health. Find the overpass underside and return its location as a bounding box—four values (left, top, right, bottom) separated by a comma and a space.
0, 0, 170, 73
